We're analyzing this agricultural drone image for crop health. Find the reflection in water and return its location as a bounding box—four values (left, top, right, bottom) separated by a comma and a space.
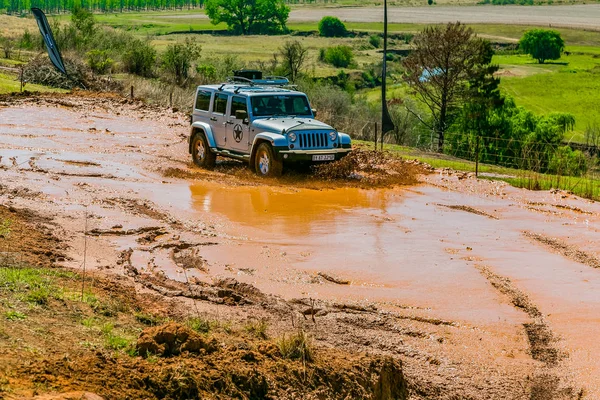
189, 184, 393, 236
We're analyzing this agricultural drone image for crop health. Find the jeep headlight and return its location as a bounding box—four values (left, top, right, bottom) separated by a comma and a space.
329, 131, 338, 141
288, 132, 297, 142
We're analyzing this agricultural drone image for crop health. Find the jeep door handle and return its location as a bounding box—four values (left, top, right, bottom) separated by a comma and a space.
210, 117, 217, 121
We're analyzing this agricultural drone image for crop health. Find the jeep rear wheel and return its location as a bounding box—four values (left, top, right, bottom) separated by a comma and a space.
191, 131, 216, 170
254, 142, 282, 177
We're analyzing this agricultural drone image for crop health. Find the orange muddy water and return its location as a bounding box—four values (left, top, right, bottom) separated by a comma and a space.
1, 97, 600, 397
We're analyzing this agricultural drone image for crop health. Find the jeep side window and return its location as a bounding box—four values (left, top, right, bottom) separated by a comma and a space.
230, 96, 247, 118
195, 90, 212, 111
213, 93, 228, 115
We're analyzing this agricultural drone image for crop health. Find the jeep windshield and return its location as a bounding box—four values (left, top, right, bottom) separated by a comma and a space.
250, 95, 312, 117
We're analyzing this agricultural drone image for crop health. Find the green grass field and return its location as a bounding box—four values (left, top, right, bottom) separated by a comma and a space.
495, 49, 600, 142
0, 71, 68, 94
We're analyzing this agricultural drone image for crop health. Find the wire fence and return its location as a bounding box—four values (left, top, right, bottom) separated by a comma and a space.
337, 117, 600, 202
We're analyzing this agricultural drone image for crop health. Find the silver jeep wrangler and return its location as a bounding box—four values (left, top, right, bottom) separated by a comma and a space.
188, 71, 352, 177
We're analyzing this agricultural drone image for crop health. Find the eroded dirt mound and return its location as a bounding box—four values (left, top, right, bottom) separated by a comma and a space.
137, 322, 217, 356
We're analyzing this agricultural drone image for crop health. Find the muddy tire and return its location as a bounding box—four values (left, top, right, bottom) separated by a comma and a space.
191, 131, 216, 170
254, 142, 283, 177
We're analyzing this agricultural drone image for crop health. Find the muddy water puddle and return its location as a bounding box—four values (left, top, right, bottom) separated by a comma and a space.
186, 181, 600, 394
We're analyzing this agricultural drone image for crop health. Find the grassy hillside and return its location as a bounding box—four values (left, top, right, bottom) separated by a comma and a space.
494, 49, 600, 142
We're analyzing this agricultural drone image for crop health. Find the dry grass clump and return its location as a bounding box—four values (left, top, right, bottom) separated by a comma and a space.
312, 148, 429, 187
277, 329, 313, 362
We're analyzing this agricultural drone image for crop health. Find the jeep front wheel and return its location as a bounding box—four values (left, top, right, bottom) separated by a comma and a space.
254, 142, 282, 177
191, 131, 216, 169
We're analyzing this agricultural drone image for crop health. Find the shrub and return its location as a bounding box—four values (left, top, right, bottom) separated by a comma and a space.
318, 16, 347, 37
196, 64, 217, 84
322, 45, 354, 68
123, 39, 156, 78
369, 35, 381, 48
86, 50, 114, 75
548, 146, 588, 176
19, 30, 35, 50
161, 38, 201, 86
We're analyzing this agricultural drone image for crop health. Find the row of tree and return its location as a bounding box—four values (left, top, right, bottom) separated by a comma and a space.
0, 0, 328, 14
1, 0, 206, 14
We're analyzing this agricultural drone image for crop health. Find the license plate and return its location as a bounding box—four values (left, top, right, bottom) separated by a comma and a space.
312, 154, 335, 161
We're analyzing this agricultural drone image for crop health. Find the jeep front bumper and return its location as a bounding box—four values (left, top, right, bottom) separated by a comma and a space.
275, 148, 352, 162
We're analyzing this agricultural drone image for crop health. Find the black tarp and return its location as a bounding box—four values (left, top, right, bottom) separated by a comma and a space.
31, 8, 67, 76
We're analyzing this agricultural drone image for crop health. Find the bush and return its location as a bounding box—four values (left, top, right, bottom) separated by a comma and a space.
161, 38, 201, 86
196, 64, 217, 84
548, 146, 588, 176
19, 30, 35, 50
322, 45, 354, 68
123, 39, 156, 78
369, 35, 381, 48
318, 16, 347, 37
86, 50, 114, 74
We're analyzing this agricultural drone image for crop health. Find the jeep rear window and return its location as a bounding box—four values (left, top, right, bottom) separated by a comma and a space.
213, 93, 228, 115
195, 90, 211, 111
250, 95, 311, 117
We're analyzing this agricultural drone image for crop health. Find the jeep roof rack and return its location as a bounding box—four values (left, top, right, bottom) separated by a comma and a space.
227, 70, 290, 87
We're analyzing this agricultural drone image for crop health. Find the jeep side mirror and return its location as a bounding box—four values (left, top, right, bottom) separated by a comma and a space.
311, 108, 317, 117
235, 109, 247, 121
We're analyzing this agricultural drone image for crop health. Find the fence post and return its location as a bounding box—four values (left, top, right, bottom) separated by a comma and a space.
475, 134, 480, 177
130, 85, 134, 99
374, 122, 378, 151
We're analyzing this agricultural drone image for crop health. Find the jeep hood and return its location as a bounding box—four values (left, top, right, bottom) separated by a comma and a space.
251, 118, 334, 133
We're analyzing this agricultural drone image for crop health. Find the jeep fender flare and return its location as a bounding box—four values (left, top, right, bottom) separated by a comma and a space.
249, 132, 288, 165
189, 121, 217, 154
339, 132, 351, 147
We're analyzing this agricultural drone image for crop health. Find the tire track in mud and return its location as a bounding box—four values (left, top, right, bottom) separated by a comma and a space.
523, 231, 600, 269
475, 265, 581, 399
436, 204, 499, 220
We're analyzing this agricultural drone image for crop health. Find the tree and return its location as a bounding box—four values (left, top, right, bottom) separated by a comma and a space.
450, 40, 504, 158
278, 40, 308, 83
161, 38, 201, 86
205, 0, 289, 35
71, 5, 96, 38
402, 22, 495, 152
519, 29, 564, 64
318, 16, 348, 37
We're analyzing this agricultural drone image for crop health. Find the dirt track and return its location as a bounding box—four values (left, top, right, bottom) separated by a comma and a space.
164, 4, 600, 30
291, 4, 600, 29
1, 93, 600, 398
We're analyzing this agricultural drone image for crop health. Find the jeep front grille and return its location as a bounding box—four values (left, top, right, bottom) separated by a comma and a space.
298, 132, 328, 149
